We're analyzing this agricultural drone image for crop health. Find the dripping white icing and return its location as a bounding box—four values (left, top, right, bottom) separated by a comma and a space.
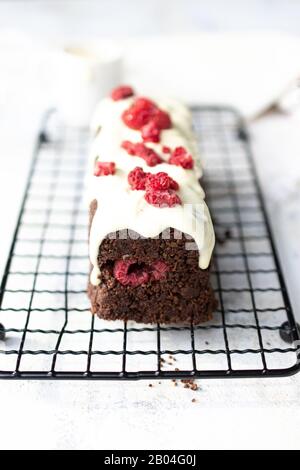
88, 95, 215, 286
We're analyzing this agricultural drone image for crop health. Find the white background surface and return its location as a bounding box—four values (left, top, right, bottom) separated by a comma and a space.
0, 0, 300, 451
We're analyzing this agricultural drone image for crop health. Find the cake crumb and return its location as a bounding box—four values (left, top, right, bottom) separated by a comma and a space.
217, 228, 232, 245
180, 378, 199, 392
225, 229, 232, 239
192, 398, 197, 403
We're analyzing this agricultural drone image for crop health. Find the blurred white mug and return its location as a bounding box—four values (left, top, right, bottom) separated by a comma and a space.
56, 43, 122, 126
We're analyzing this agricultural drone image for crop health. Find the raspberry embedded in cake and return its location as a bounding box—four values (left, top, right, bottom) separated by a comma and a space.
113, 259, 169, 287
113, 259, 150, 287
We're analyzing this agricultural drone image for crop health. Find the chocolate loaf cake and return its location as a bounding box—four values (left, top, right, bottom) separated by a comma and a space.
87, 86, 216, 324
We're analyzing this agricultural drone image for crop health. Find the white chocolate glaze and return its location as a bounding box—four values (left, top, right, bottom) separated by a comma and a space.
88, 95, 215, 286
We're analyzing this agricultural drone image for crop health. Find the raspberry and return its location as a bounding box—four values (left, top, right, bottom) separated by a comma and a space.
121, 97, 171, 132
146, 172, 179, 191
122, 97, 157, 130
150, 260, 168, 280
144, 188, 181, 207
134, 97, 157, 110
122, 108, 150, 130
141, 121, 160, 143
113, 259, 149, 287
141, 148, 162, 167
110, 85, 134, 101
168, 147, 194, 169
128, 167, 149, 190
113, 258, 168, 286
121, 141, 162, 167
94, 161, 116, 176
152, 109, 172, 129
121, 140, 136, 155
162, 146, 171, 154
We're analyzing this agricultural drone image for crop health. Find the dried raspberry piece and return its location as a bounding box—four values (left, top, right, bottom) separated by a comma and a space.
122, 97, 157, 130
121, 141, 162, 167
133, 143, 162, 166
128, 167, 149, 190
113, 259, 149, 287
141, 121, 160, 143
170, 179, 179, 190
141, 148, 162, 167
122, 108, 150, 130
150, 260, 168, 280
121, 140, 137, 155
144, 188, 181, 207
121, 96, 172, 133
162, 146, 171, 154
134, 97, 157, 110
169, 147, 194, 169
146, 172, 179, 191
152, 109, 172, 129
94, 161, 116, 176
110, 85, 134, 101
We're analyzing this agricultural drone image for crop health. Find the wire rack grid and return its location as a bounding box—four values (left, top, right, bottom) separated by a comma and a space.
0, 106, 299, 380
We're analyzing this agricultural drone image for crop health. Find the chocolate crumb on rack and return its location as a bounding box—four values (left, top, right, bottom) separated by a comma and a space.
159, 356, 200, 392
181, 379, 199, 391
216, 228, 232, 245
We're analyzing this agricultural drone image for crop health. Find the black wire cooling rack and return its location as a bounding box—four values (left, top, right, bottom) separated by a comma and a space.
0, 106, 299, 380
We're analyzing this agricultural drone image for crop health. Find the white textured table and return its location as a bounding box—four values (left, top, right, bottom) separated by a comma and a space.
0, 34, 300, 450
